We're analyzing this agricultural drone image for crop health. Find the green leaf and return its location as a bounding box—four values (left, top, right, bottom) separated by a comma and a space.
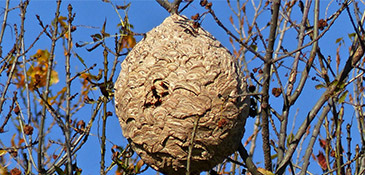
348, 33, 356, 40
116, 2, 131, 10
271, 154, 278, 160
338, 81, 346, 89
335, 37, 343, 44
329, 80, 338, 87
54, 166, 65, 175
101, 19, 110, 37
286, 133, 294, 147
91, 34, 102, 41
338, 90, 348, 103
93, 69, 103, 81
75, 53, 88, 69
315, 84, 325, 90
250, 44, 258, 51
339, 106, 344, 117
75, 42, 89, 48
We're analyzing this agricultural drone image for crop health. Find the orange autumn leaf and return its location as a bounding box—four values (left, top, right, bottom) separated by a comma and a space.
15, 73, 25, 89
319, 138, 327, 149
26, 49, 59, 91
64, 32, 69, 39
11, 133, 16, 147
18, 139, 24, 146
349, 94, 353, 103
121, 34, 136, 50
229, 15, 234, 24
12, 49, 60, 91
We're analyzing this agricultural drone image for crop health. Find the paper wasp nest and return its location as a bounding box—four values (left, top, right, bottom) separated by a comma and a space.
114, 14, 249, 174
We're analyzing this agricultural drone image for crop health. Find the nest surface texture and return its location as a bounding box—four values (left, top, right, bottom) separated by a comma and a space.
114, 14, 249, 174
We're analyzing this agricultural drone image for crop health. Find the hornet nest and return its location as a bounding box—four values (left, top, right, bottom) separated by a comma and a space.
114, 14, 249, 174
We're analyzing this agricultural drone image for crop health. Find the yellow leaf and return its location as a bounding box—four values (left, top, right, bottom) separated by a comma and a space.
50, 70, 59, 85
32, 49, 50, 64
135, 159, 144, 173
0, 150, 7, 156
58, 16, 67, 28
58, 16, 67, 21
48, 95, 58, 105
49, 87, 67, 105
258, 168, 275, 175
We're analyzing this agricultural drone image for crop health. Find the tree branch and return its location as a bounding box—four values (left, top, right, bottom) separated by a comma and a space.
155, 0, 182, 14
276, 41, 365, 174
64, 4, 74, 175
261, 0, 280, 171
238, 143, 262, 175
299, 105, 330, 175
38, 0, 61, 173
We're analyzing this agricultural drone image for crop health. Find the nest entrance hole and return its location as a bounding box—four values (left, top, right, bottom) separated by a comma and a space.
144, 80, 170, 108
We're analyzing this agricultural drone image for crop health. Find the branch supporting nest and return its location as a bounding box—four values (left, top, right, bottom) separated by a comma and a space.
156, 0, 182, 14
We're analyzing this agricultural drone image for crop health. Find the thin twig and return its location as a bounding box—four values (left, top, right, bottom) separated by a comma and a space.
100, 48, 109, 175
46, 100, 103, 174
323, 150, 361, 175
186, 115, 200, 175
179, 0, 193, 14
68, 63, 97, 83
16, 100, 38, 172
0, 0, 10, 46
299, 105, 330, 175
0, 91, 16, 132
64, 4, 74, 174
274, 1, 350, 63
38, 1, 61, 172
208, 8, 265, 61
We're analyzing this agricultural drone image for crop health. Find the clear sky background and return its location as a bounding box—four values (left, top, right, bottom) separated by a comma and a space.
1, 0, 363, 175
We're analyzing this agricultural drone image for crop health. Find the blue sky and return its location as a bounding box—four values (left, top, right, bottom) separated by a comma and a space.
1, 0, 363, 174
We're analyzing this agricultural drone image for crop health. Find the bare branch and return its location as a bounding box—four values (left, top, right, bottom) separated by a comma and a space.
0, 0, 10, 47
238, 143, 262, 175
156, 0, 182, 14
64, 4, 74, 174
300, 105, 330, 175
38, 0, 61, 173
261, 0, 280, 171
208, 7, 265, 61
